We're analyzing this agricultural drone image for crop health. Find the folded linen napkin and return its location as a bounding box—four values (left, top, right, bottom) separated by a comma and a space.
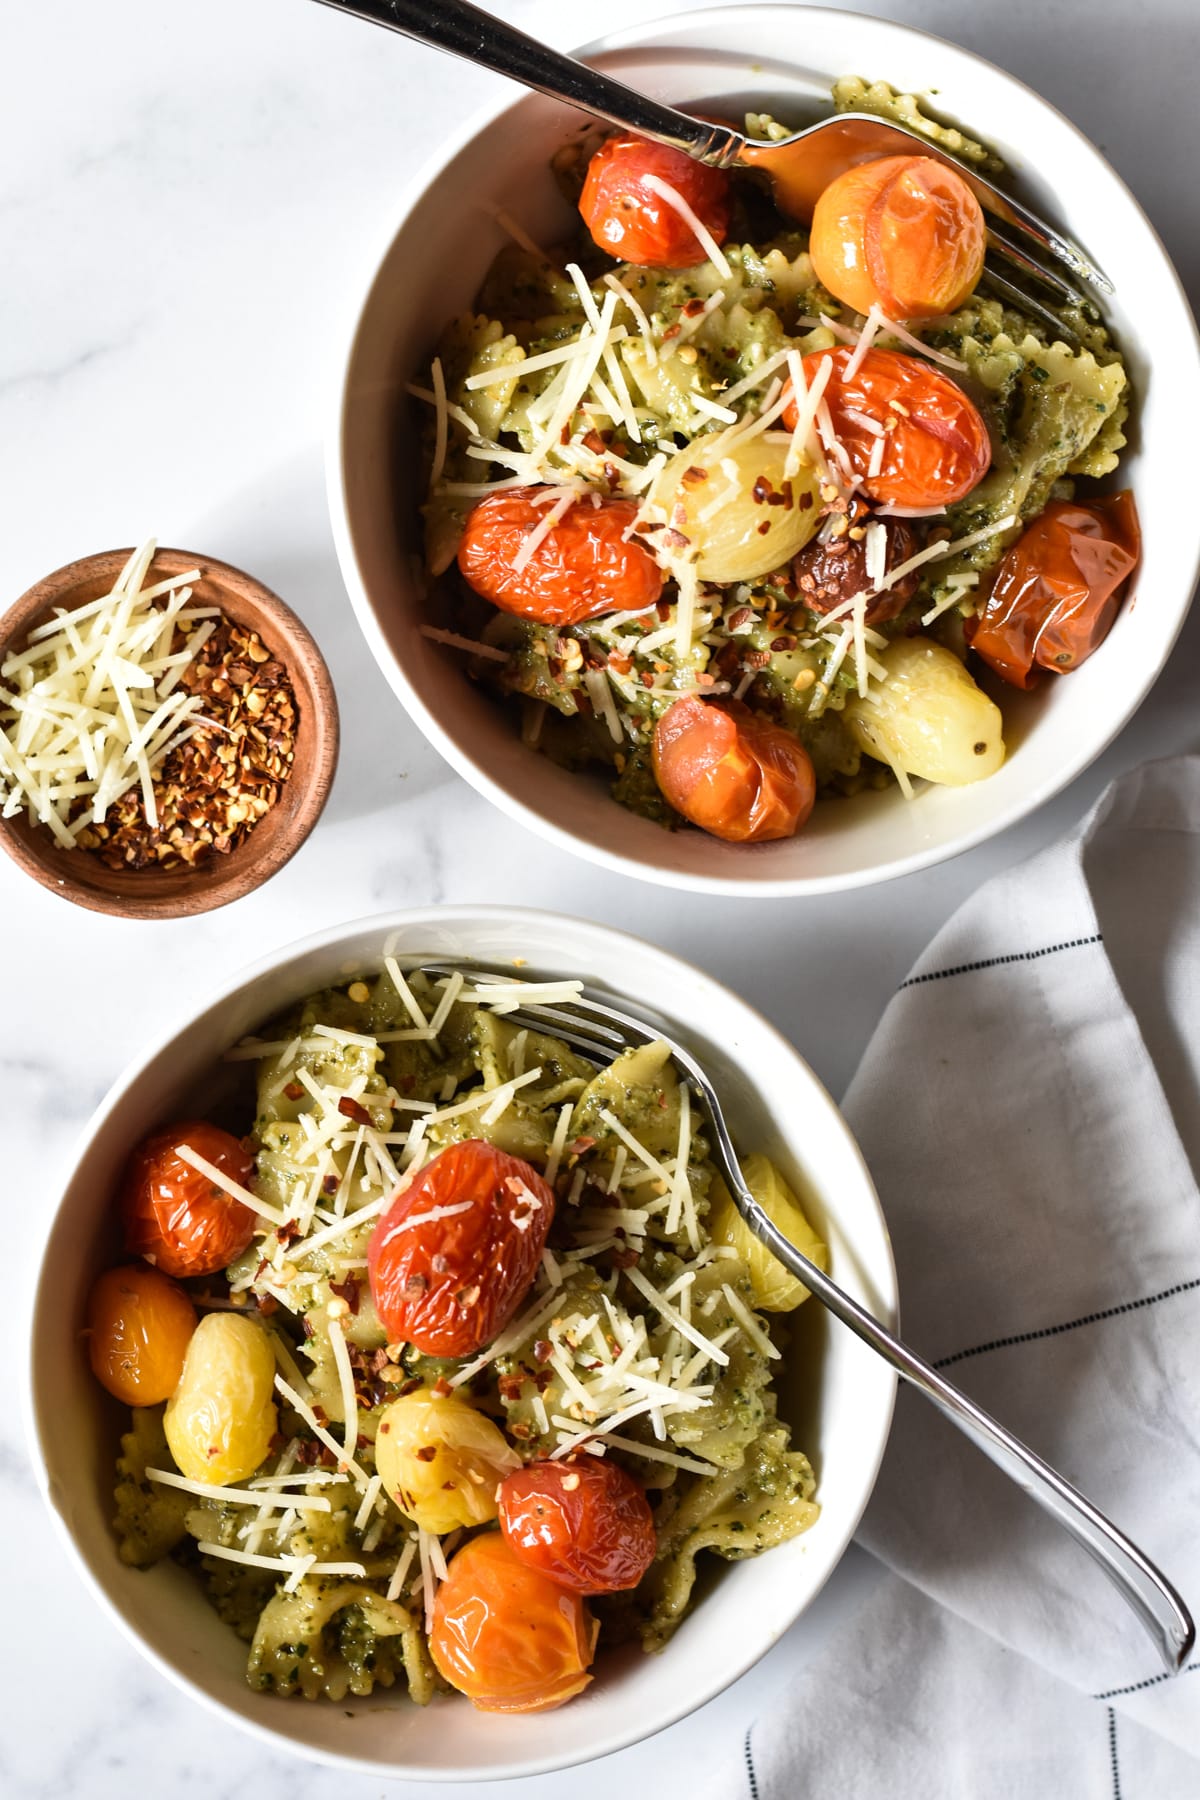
710, 756, 1200, 1799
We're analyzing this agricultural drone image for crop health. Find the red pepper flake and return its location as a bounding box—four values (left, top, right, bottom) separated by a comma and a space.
612, 1247, 640, 1269
752, 476, 771, 504
510, 1421, 533, 1440
432, 1375, 453, 1398
682, 297, 706, 318
570, 1135, 597, 1155
662, 323, 681, 341
338, 1096, 373, 1126
498, 1371, 528, 1402
330, 1275, 361, 1314
662, 528, 692, 551
283, 1081, 304, 1101
681, 465, 709, 487
415, 1445, 438, 1463
756, 521, 772, 536
771, 636, 797, 653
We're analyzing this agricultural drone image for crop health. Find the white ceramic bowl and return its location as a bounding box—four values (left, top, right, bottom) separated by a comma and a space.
25, 907, 896, 1781
328, 5, 1200, 897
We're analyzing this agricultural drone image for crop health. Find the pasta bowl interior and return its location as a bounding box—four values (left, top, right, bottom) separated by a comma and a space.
328, 5, 1200, 895
26, 908, 896, 1780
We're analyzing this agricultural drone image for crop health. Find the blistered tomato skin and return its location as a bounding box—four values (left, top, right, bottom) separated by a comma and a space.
810, 154, 986, 319
368, 1140, 555, 1356
970, 492, 1141, 689
120, 1121, 257, 1279
375, 1389, 520, 1535
457, 490, 664, 627
794, 513, 920, 624
163, 1311, 277, 1485
498, 1457, 656, 1593
784, 347, 990, 510
653, 697, 816, 844
430, 1531, 598, 1713
579, 135, 732, 268
86, 1264, 197, 1405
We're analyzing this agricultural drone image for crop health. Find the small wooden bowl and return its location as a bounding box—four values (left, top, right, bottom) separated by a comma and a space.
0, 547, 339, 919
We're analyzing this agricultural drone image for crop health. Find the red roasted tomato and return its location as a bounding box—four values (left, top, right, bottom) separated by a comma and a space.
457, 489, 664, 627
430, 1530, 598, 1713
784, 346, 990, 509
653, 696, 816, 844
498, 1456, 656, 1593
367, 1140, 555, 1356
120, 1121, 257, 1279
969, 491, 1141, 689
579, 134, 732, 268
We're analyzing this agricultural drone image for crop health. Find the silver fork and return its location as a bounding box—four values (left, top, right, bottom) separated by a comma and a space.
313, 0, 1110, 335
422, 963, 1193, 1676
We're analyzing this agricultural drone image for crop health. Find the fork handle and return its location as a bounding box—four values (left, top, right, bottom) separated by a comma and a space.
310, 0, 741, 162
734, 1184, 1194, 1674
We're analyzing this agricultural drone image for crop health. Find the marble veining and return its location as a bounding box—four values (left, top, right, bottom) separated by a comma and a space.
3, 0, 1197, 1793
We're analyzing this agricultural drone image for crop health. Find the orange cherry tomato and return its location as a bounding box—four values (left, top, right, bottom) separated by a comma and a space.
969, 491, 1141, 689
784, 347, 990, 509
457, 489, 664, 627
121, 1121, 257, 1279
579, 134, 732, 268
368, 1140, 555, 1357
86, 1264, 197, 1405
430, 1531, 597, 1713
498, 1456, 656, 1593
810, 154, 985, 320
653, 696, 816, 844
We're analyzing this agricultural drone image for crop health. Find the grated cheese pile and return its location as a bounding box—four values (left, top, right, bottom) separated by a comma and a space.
0, 539, 219, 846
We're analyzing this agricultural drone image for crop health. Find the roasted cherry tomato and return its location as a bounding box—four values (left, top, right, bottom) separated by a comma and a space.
810, 154, 985, 320
368, 1140, 555, 1356
784, 347, 990, 510
579, 134, 732, 268
794, 511, 921, 624
121, 1121, 257, 1279
969, 491, 1140, 689
457, 489, 664, 627
86, 1264, 197, 1405
498, 1456, 656, 1593
430, 1530, 598, 1713
653, 696, 816, 844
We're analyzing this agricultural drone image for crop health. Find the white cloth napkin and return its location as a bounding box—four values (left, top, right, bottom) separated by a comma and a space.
708, 755, 1200, 1799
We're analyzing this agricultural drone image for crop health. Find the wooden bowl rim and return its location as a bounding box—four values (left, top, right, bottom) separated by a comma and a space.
0, 547, 340, 919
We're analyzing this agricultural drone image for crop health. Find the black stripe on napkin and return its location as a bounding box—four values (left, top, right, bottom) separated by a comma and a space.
932, 1278, 1200, 1370
898, 934, 1103, 990
1094, 1661, 1200, 1702
744, 1724, 760, 1800
1107, 1709, 1122, 1800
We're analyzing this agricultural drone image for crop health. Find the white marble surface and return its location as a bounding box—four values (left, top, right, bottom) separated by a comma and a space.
3, 0, 1197, 1793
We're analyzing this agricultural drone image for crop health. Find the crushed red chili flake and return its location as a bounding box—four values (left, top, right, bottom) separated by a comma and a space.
415, 1445, 438, 1463
432, 1375, 453, 1398
330, 1274, 361, 1314
498, 1371, 528, 1402
75, 614, 297, 871
337, 1096, 374, 1126
282, 1081, 304, 1101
